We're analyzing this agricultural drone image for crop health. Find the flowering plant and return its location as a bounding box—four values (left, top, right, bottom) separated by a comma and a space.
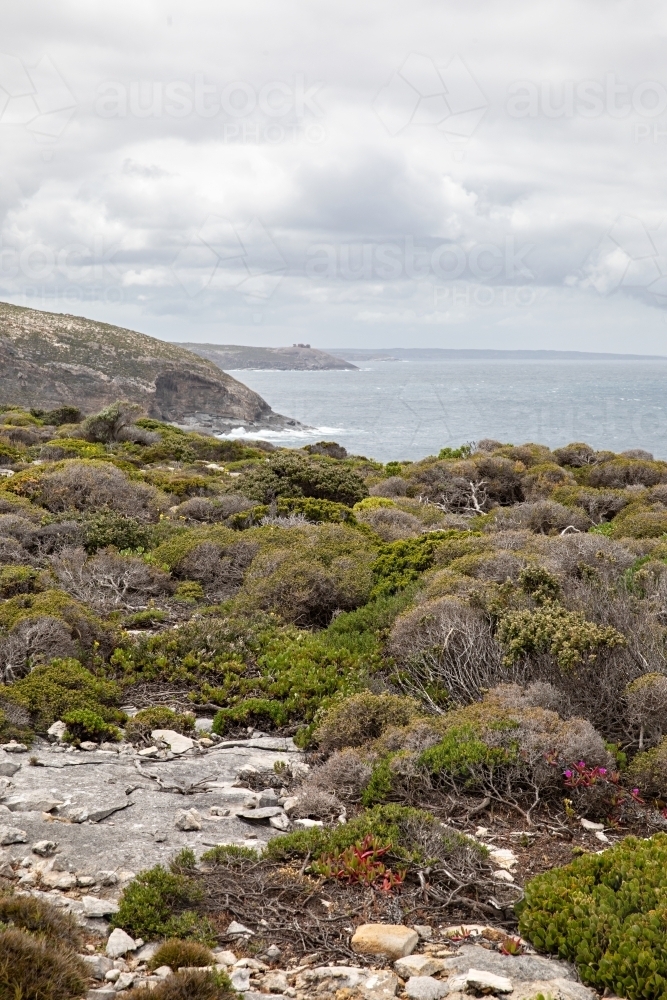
312, 835, 406, 891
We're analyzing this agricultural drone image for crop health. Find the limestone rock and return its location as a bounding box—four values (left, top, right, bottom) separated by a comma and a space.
351, 924, 419, 960
263, 971, 289, 992
42, 871, 77, 890
443, 945, 576, 982
48, 721, 67, 740
0, 825, 27, 845
113, 971, 136, 991
361, 970, 400, 1000
414, 925, 433, 940
0, 741, 28, 753
301, 967, 368, 990
213, 949, 238, 966
236, 806, 284, 821
511, 979, 597, 1000
448, 969, 513, 994
4, 792, 63, 812
83, 896, 120, 917
88, 802, 131, 823
81, 954, 114, 980
175, 808, 202, 831
293, 818, 323, 828
230, 969, 251, 991
269, 812, 290, 831
153, 967, 173, 979
395, 955, 446, 978
151, 730, 194, 754
0, 761, 20, 777
135, 943, 160, 963
80, 742, 99, 752
32, 840, 58, 857
405, 976, 449, 1000
87, 989, 117, 1000
227, 920, 254, 936
106, 928, 136, 958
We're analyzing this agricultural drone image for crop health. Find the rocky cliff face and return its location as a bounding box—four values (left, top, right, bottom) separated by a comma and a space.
0, 303, 297, 432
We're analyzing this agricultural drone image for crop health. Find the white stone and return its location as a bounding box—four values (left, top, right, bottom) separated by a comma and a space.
135, 943, 160, 963
68, 808, 90, 823
293, 818, 323, 828
210, 806, 230, 817
361, 970, 400, 1000
153, 967, 172, 979
488, 847, 517, 871
0, 761, 20, 777
77, 875, 97, 887
227, 920, 254, 936
175, 808, 202, 831
262, 971, 289, 992
493, 869, 515, 882
151, 729, 194, 754
4, 793, 63, 813
405, 977, 448, 1000
137, 747, 159, 758
113, 972, 136, 991
48, 721, 67, 740
395, 955, 446, 978
42, 871, 77, 890
595, 830, 610, 844
580, 818, 604, 831
81, 954, 114, 980
449, 969, 513, 994
80, 741, 99, 752
413, 925, 433, 940
213, 949, 238, 966
230, 969, 251, 991
98, 871, 119, 886
1, 741, 28, 753
282, 796, 300, 815
106, 928, 136, 958
105, 970, 121, 982
83, 896, 120, 917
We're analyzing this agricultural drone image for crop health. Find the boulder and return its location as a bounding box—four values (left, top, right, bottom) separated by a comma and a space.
106, 928, 136, 958
236, 806, 284, 821
230, 969, 251, 991
151, 729, 194, 754
0, 741, 28, 753
42, 871, 77, 890
301, 968, 369, 990
262, 972, 289, 993
405, 977, 449, 1000
112, 971, 135, 991
4, 793, 63, 812
269, 812, 290, 831
448, 970, 513, 994
48, 721, 67, 740
0, 761, 20, 777
32, 840, 58, 857
80, 954, 114, 980
175, 808, 202, 831
395, 956, 446, 978
351, 924, 419, 960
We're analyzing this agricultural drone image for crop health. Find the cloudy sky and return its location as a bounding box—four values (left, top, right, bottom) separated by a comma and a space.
2, 0, 667, 351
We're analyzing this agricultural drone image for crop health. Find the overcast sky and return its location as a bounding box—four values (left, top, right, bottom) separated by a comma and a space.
2, 0, 667, 351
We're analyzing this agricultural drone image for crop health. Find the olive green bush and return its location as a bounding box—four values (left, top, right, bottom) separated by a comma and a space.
111, 855, 213, 943
0, 890, 82, 949
312, 692, 422, 754
124, 969, 236, 1000
125, 706, 195, 745
0, 928, 86, 1000
235, 453, 367, 506
148, 939, 214, 971
518, 834, 667, 1000
62, 708, 121, 745
626, 738, 667, 797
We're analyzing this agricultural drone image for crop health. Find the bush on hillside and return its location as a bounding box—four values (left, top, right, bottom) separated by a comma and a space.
235, 453, 368, 506
51, 547, 172, 611
62, 708, 121, 745
0, 928, 86, 1000
125, 706, 195, 745
312, 692, 421, 755
12, 460, 165, 520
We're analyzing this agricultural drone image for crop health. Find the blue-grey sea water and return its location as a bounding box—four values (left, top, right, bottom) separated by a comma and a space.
219, 359, 667, 464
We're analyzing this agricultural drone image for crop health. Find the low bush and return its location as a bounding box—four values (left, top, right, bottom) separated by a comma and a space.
518, 834, 667, 1000
52, 547, 173, 611
148, 939, 214, 971
125, 706, 195, 745
371, 531, 453, 597
82, 510, 152, 553
312, 692, 422, 754
1, 658, 124, 733
111, 857, 213, 943
235, 453, 368, 506
0, 890, 82, 948
0, 564, 43, 597
0, 928, 86, 1000
497, 601, 626, 670
626, 737, 667, 798
124, 969, 236, 1000
0, 616, 78, 684
62, 708, 121, 745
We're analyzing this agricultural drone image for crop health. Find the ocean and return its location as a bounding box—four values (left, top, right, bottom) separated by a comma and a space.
219, 359, 667, 464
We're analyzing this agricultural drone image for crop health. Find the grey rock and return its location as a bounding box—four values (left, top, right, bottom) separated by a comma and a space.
511, 979, 596, 1000
282, 796, 299, 815
448, 970, 513, 994
98, 871, 120, 886
213, 949, 238, 965
80, 742, 99, 752
151, 730, 194, 754
81, 954, 115, 980
32, 840, 58, 856
175, 808, 202, 831
0, 741, 28, 753
48, 721, 67, 740
87, 989, 117, 1000
230, 969, 251, 991
0, 825, 27, 845
263, 971, 289, 992
77, 875, 97, 887
237, 806, 284, 821
303, 968, 369, 990
414, 925, 433, 940
395, 956, 446, 978
67, 808, 90, 823
5, 793, 62, 812
83, 896, 120, 917
88, 802, 132, 823
105, 970, 121, 982
153, 967, 173, 979
135, 943, 160, 963
106, 928, 136, 958
227, 920, 254, 936
269, 812, 290, 831
361, 970, 400, 1000
265, 945, 281, 961
0, 761, 20, 777
153, 830, 168, 842
113, 972, 136, 991
259, 789, 279, 807
42, 871, 77, 890
443, 945, 576, 982
405, 977, 448, 1000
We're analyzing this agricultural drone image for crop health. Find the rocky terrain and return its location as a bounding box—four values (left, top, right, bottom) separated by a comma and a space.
178, 344, 358, 372
0, 303, 300, 434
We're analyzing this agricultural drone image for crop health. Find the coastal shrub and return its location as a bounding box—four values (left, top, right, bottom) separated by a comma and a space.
489, 500, 588, 534
80, 400, 145, 444
0, 564, 43, 597
312, 692, 421, 754
173, 580, 205, 602
51, 547, 172, 611
111, 861, 212, 943
0, 616, 78, 684
32, 405, 83, 426
174, 539, 256, 600
586, 458, 666, 488
235, 453, 368, 506
148, 939, 214, 971
371, 531, 452, 597
611, 508, 667, 539
0, 890, 82, 947
625, 738, 667, 798
62, 708, 121, 745
355, 505, 423, 541
624, 673, 667, 748
1, 659, 123, 732
517, 834, 667, 1000
125, 707, 195, 745
82, 510, 152, 553
124, 970, 236, 1000
0, 928, 86, 1000
172, 494, 253, 522
297, 749, 372, 803
553, 442, 597, 467
497, 602, 626, 669
141, 469, 212, 498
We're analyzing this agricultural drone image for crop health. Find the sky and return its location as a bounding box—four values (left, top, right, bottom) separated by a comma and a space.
2, 0, 667, 352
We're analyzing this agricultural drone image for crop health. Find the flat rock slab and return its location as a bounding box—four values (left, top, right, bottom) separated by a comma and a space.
405, 977, 448, 1000
352, 924, 419, 960
511, 979, 597, 1000
236, 807, 284, 821
0, 741, 302, 873
443, 945, 576, 982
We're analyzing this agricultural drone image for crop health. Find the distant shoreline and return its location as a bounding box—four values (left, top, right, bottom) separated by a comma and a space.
325, 348, 667, 362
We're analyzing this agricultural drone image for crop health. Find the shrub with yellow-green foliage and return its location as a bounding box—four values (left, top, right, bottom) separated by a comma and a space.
518, 834, 667, 1000
312, 692, 422, 754
497, 601, 626, 669
125, 706, 195, 745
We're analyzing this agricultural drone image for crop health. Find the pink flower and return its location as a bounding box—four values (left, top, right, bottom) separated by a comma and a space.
564, 770, 573, 778
598, 768, 607, 775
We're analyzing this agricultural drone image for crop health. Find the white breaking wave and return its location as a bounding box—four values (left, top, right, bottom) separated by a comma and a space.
216, 425, 347, 442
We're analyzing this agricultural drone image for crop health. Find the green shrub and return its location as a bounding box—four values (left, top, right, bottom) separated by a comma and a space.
235, 453, 368, 506
111, 862, 213, 943
274, 496, 356, 523
312, 692, 422, 754
1, 659, 123, 733
82, 510, 152, 553
626, 737, 667, 797
518, 834, 667, 1000
0, 564, 43, 597
62, 708, 121, 745
200, 844, 259, 864
497, 602, 626, 669
32, 405, 83, 426
0, 891, 82, 948
0, 928, 86, 1000
174, 581, 205, 603
125, 707, 195, 745
148, 939, 214, 971
124, 969, 236, 1000
371, 532, 453, 597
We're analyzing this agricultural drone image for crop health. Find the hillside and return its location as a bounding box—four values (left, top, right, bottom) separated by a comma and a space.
0, 302, 299, 433
177, 342, 358, 370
